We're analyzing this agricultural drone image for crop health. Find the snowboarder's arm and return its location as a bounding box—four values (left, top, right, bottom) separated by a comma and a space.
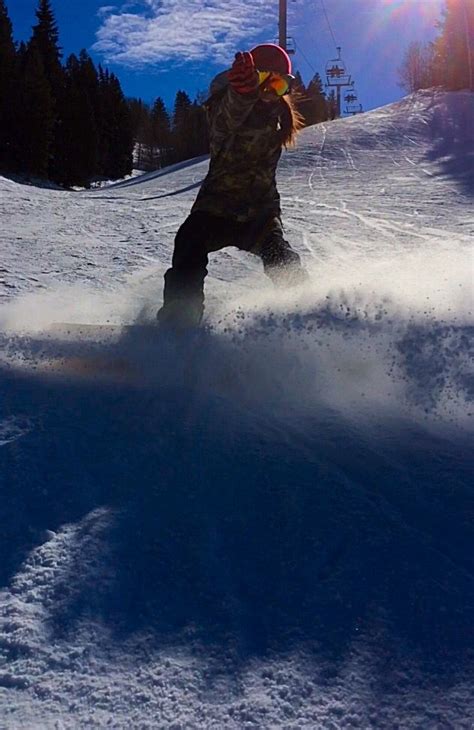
208, 52, 259, 145
228, 52, 258, 94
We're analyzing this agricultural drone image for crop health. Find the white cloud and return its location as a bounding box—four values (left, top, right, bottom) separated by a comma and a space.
97, 5, 118, 18
93, 0, 278, 68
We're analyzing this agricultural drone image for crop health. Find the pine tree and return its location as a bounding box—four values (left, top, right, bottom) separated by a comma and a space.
188, 101, 209, 158
128, 98, 152, 170
109, 72, 133, 178
29, 0, 65, 181
326, 90, 337, 121
150, 97, 171, 168
291, 70, 306, 102
172, 90, 193, 162
30, 0, 62, 92
96, 65, 109, 174
300, 73, 329, 125
77, 49, 100, 114
289, 71, 309, 128
0, 0, 17, 169
15, 41, 54, 178
55, 53, 99, 186
308, 73, 328, 122
293, 70, 304, 90
97, 69, 133, 179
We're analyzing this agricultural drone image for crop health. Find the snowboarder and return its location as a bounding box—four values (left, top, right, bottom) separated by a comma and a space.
157, 44, 308, 327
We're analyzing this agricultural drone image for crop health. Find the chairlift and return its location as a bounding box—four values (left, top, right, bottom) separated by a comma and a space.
273, 36, 296, 55
344, 83, 362, 114
326, 63, 345, 79
286, 37, 296, 55
325, 47, 351, 86
344, 86, 358, 105
345, 94, 358, 104
345, 101, 363, 115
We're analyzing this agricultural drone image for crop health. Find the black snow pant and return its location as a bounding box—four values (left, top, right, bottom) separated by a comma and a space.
157, 211, 307, 326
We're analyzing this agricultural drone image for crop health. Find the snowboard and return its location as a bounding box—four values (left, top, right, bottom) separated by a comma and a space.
3, 323, 153, 382
7, 322, 203, 383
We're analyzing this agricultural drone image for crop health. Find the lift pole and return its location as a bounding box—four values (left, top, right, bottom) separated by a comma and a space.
279, 0, 287, 51
462, 0, 473, 91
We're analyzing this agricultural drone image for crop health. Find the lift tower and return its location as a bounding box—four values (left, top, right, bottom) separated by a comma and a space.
278, 0, 295, 54
279, 0, 287, 50
325, 47, 353, 118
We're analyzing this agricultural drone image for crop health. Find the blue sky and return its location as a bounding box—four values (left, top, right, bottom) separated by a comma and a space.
8, 0, 443, 111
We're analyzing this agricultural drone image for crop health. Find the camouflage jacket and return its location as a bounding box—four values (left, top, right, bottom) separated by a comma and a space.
191, 72, 286, 223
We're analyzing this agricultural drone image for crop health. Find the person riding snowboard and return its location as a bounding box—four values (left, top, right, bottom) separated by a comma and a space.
157, 43, 308, 327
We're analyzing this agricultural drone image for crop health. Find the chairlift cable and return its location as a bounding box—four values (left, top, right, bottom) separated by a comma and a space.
320, 0, 338, 51
294, 40, 317, 75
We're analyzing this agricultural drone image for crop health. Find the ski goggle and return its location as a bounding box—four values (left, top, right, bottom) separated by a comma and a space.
258, 71, 294, 96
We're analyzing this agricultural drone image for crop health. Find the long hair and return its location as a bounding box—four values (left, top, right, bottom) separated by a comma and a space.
279, 92, 305, 148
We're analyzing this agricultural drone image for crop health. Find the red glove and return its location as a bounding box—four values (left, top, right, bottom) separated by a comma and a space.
227, 51, 258, 94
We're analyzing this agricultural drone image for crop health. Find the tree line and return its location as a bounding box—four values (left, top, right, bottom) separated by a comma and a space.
0, 0, 337, 186
128, 91, 210, 173
0, 0, 135, 187
399, 0, 473, 93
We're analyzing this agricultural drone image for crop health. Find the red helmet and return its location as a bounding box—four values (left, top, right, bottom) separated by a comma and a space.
250, 44, 292, 75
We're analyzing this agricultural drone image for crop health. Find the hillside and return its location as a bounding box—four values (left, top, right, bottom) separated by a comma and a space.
0, 90, 473, 728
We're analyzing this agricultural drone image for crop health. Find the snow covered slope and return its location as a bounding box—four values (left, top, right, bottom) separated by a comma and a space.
0, 90, 473, 728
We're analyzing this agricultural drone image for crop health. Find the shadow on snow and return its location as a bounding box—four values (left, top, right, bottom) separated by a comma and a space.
425, 91, 474, 196
0, 323, 473, 679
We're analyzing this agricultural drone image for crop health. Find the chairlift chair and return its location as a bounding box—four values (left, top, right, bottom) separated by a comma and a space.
344, 91, 358, 105
325, 47, 351, 86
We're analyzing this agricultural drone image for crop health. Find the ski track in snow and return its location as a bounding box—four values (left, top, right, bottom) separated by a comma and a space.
0, 90, 473, 728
